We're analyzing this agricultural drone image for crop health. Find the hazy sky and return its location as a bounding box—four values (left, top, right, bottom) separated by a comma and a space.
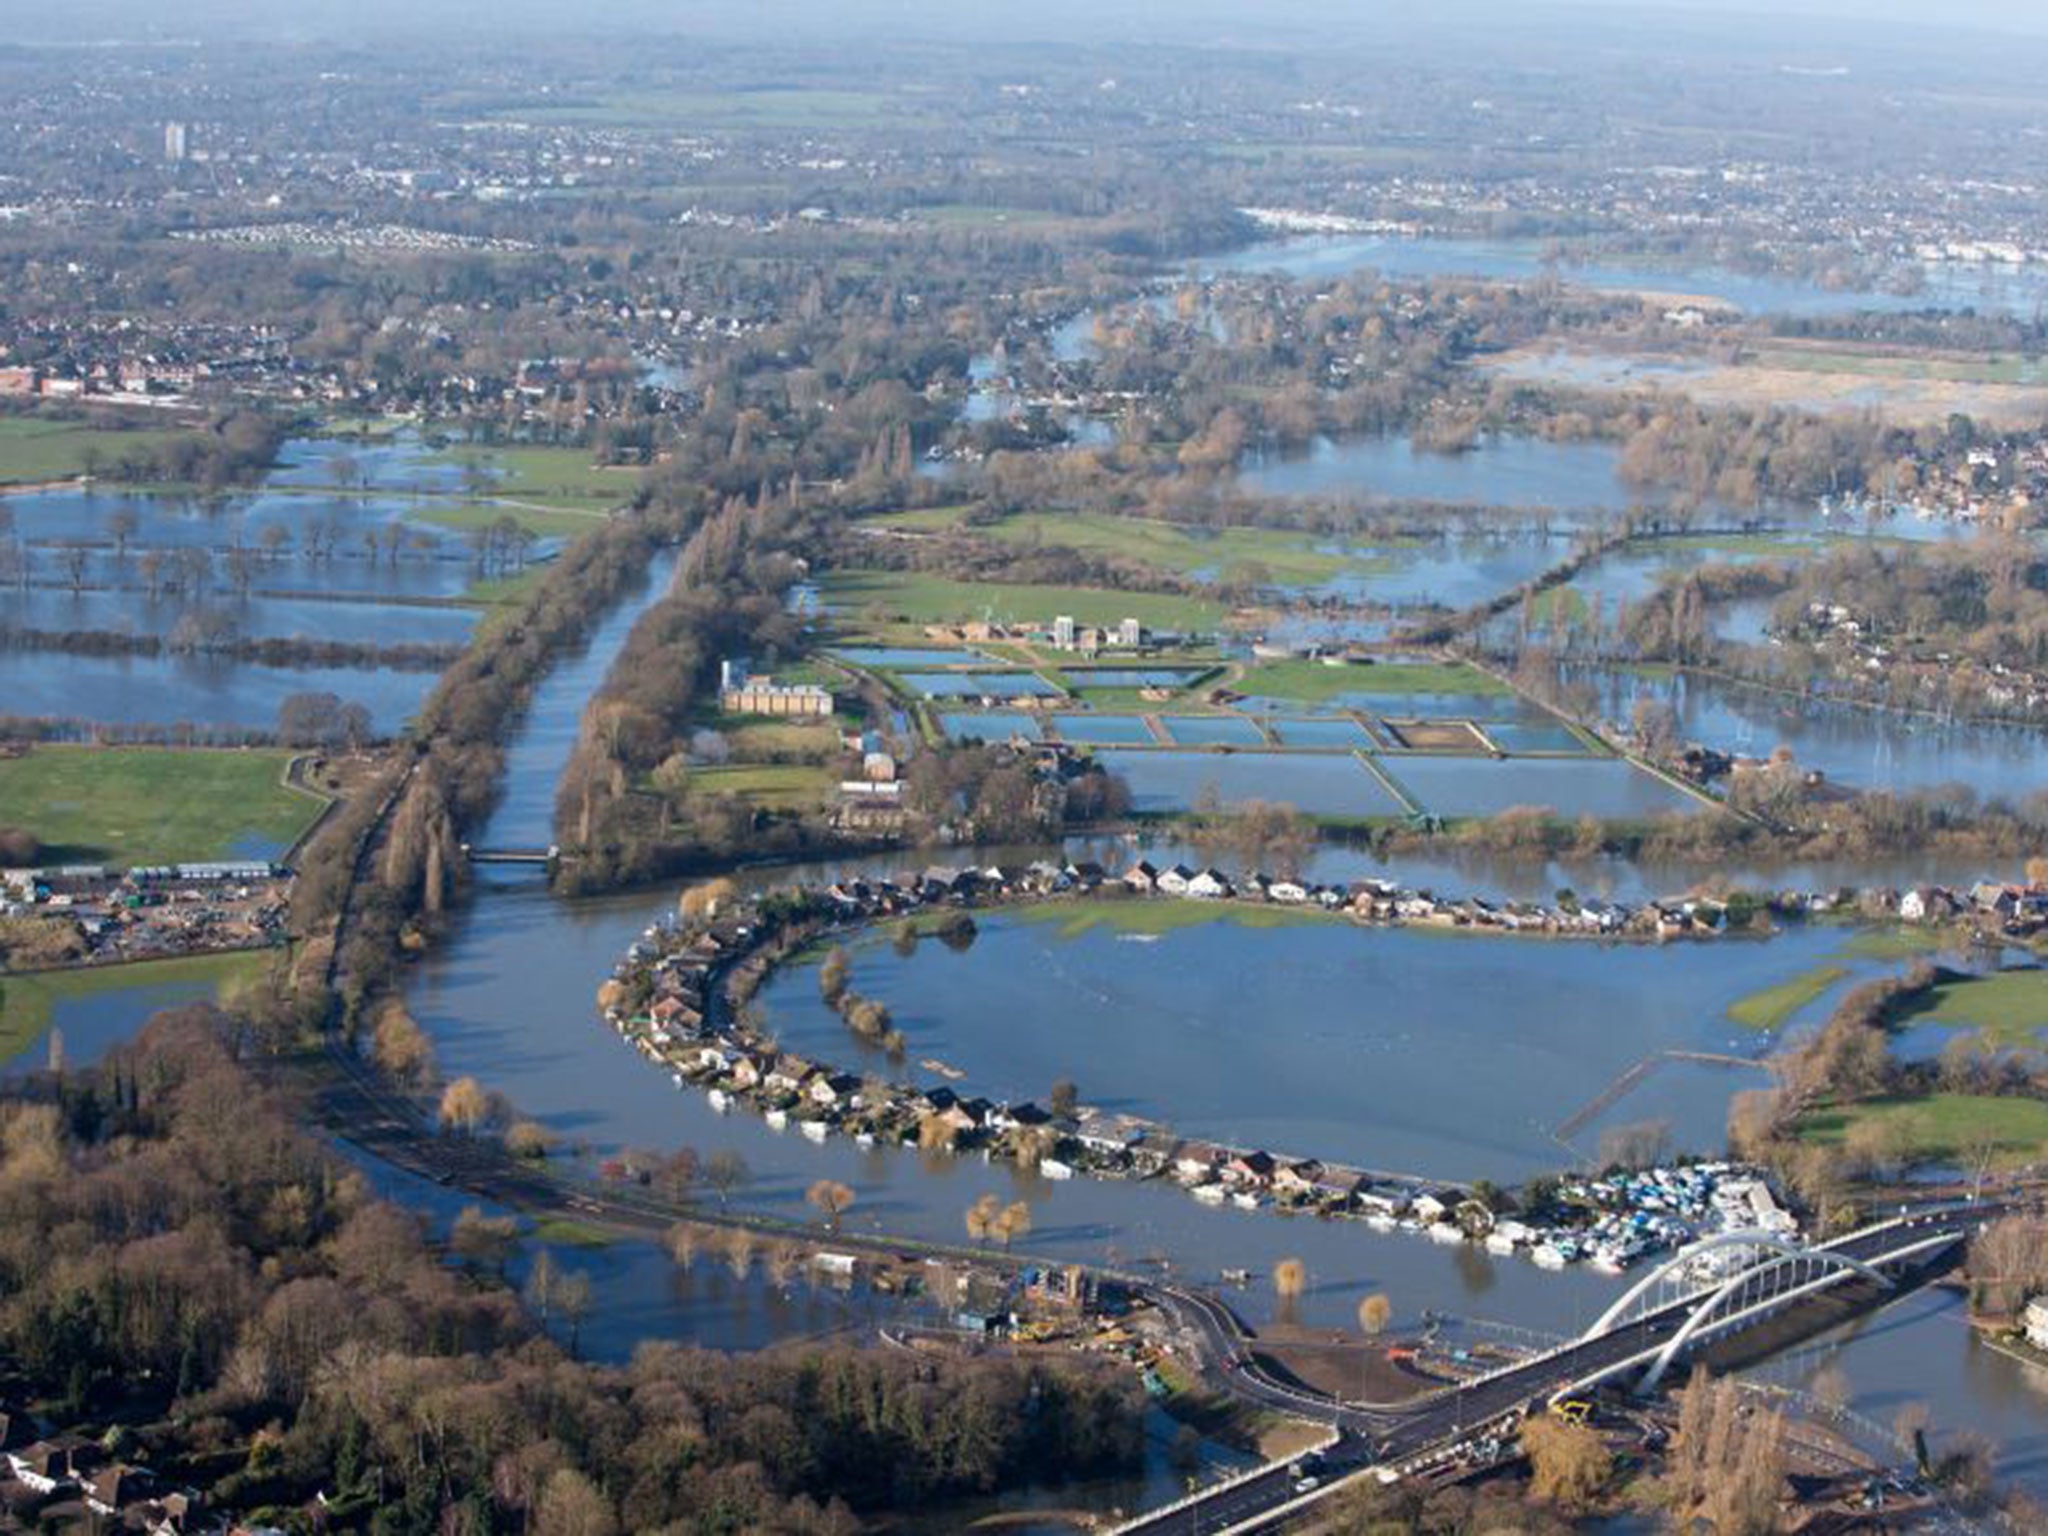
16, 0, 2048, 46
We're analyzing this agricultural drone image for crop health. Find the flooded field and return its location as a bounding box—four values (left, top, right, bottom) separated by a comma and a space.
1383, 754, 1699, 820
755, 911, 1859, 1180
1239, 432, 1644, 511
0, 647, 435, 733
1580, 667, 2048, 804
1093, 747, 1407, 817
1201, 234, 2048, 319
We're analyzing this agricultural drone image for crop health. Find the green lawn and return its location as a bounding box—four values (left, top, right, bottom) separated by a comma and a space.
431, 445, 644, 512
1012, 897, 1332, 940
691, 763, 835, 811
0, 417, 192, 485
822, 570, 1223, 632
0, 950, 277, 1063
1897, 971, 2048, 1049
1755, 347, 2048, 387
0, 747, 325, 865
1237, 658, 1507, 703
463, 566, 551, 609
1799, 1093, 2048, 1167
529, 1216, 614, 1249
870, 507, 1394, 587
1835, 927, 1953, 961
1727, 964, 1848, 1031
411, 499, 614, 539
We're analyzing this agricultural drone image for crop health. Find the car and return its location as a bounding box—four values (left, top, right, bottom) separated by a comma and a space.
1292, 1475, 1320, 1494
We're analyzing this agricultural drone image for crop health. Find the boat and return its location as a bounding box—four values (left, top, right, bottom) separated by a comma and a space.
1191, 1184, 1227, 1204
1485, 1232, 1516, 1256
764, 1109, 788, 1131
1231, 1191, 1261, 1210
1532, 1244, 1568, 1270
801, 1120, 829, 1144
706, 1088, 731, 1112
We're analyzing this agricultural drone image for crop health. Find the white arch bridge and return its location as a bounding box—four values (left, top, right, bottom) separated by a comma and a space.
1555, 1215, 1972, 1398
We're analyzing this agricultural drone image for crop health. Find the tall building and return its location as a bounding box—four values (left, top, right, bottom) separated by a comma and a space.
1051, 614, 1076, 650
164, 122, 188, 163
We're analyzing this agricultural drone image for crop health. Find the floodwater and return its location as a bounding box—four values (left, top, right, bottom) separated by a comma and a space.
1578, 667, 2048, 806
1382, 755, 1701, 821
754, 911, 1856, 1181
1239, 433, 1647, 512
1094, 747, 1408, 817
898, 670, 1063, 699
0, 583, 478, 647
1, 973, 232, 1074
0, 647, 435, 734
1200, 234, 2048, 320
938, 710, 1043, 743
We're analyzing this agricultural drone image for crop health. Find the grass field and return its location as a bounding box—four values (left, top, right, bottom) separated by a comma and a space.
691, 763, 835, 811
429, 445, 643, 512
871, 507, 1390, 586
414, 500, 614, 538
1238, 658, 1506, 702
1727, 964, 1848, 1031
0, 949, 276, 1062
1834, 927, 1953, 961
1897, 970, 2048, 1048
1753, 345, 2048, 387
823, 569, 1224, 631
0, 746, 325, 865
529, 1217, 613, 1249
0, 417, 192, 485
1012, 897, 1332, 940
1800, 1093, 2048, 1167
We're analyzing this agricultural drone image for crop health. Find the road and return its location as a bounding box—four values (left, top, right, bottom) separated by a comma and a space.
1116, 1205, 2000, 1535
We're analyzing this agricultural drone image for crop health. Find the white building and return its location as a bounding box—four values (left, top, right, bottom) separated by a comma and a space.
2026, 1296, 2048, 1351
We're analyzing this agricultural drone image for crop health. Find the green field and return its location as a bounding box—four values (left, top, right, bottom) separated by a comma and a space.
0, 747, 325, 865
0, 417, 191, 485
529, 1217, 614, 1249
1237, 658, 1507, 703
691, 763, 835, 811
1012, 897, 1332, 940
430, 445, 643, 515
1727, 964, 1848, 1031
1898, 971, 2048, 1049
1835, 927, 1953, 961
1800, 1093, 2048, 1167
823, 570, 1224, 632
0, 950, 276, 1063
1755, 347, 2048, 387
871, 507, 1392, 586
414, 499, 614, 539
